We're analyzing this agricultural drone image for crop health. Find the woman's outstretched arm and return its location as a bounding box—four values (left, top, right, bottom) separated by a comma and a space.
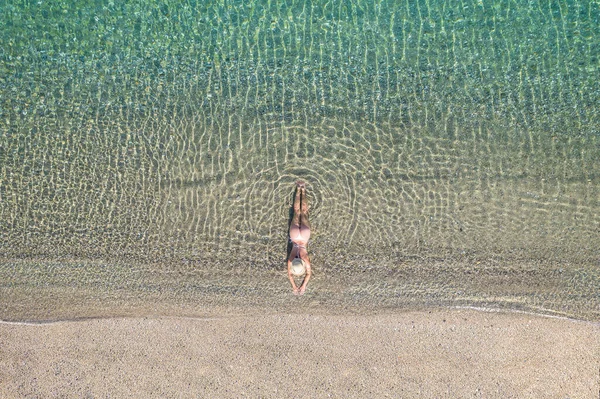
298, 262, 311, 295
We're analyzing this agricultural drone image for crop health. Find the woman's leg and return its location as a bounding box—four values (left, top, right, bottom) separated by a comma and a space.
299, 213, 310, 229
299, 187, 311, 230
292, 185, 301, 226
300, 187, 308, 213
291, 182, 309, 239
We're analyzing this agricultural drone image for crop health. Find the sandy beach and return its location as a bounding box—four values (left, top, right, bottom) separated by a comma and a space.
1, 309, 597, 398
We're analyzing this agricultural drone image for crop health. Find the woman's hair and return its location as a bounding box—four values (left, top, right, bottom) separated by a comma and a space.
291, 258, 306, 277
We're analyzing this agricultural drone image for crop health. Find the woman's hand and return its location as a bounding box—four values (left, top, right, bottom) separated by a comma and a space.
298, 285, 306, 295
293, 287, 300, 295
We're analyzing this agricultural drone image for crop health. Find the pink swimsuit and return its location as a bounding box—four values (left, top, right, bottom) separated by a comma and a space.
289, 223, 310, 246
290, 224, 310, 260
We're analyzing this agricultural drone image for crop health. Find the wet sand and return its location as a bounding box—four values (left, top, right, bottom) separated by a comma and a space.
1, 309, 598, 398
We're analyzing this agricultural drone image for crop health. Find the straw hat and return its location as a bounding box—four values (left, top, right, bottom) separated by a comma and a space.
291, 258, 306, 277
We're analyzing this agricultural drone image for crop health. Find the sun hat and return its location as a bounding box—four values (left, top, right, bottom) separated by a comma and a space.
291, 258, 306, 277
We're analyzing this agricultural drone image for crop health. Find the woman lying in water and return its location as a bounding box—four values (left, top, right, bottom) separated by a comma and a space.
287, 181, 312, 295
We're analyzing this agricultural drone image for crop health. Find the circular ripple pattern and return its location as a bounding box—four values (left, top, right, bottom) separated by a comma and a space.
0, 0, 599, 320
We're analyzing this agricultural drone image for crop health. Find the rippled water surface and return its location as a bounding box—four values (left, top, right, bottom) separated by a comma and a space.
1, 0, 599, 321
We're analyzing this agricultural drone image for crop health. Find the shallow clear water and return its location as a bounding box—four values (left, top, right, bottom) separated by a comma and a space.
1, 0, 598, 321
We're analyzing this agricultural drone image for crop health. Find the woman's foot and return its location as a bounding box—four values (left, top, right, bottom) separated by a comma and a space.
296, 180, 306, 188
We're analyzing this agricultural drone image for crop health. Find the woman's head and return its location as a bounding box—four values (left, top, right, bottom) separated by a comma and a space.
291, 258, 306, 277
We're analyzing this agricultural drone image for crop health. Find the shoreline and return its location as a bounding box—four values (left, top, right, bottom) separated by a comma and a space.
1, 305, 598, 326
2, 262, 598, 322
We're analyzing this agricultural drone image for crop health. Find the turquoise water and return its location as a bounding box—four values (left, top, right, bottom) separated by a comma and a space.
1, 0, 599, 321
